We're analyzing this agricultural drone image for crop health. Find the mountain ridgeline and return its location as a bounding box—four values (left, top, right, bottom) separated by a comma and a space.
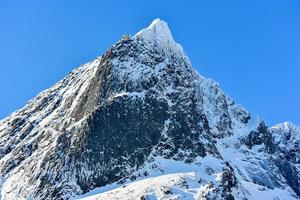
0, 19, 299, 200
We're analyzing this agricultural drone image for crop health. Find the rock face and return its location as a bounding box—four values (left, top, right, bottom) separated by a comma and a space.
0, 19, 299, 200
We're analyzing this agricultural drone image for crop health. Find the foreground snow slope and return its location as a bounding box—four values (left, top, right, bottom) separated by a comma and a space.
0, 19, 299, 200
80, 173, 295, 200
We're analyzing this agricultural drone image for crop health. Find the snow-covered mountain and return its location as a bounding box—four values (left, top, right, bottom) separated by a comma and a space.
0, 19, 299, 200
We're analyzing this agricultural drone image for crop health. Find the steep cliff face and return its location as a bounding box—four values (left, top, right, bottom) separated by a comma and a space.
0, 19, 299, 200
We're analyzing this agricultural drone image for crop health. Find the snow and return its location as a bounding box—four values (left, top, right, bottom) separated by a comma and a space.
270, 121, 300, 163
271, 122, 300, 144
135, 18, 190, 64
75, 116, 299, 200
108, 91, 146, 101
237, 181, 297, 200
270, 121, 300, 151
79, 173, 197, 200
77, 152, 298, 200
77, 155, 225, 200
0, 18, 299, 200
0, 58, 101, 199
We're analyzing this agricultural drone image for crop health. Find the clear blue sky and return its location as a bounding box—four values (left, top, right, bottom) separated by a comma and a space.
0, 0, 299, 126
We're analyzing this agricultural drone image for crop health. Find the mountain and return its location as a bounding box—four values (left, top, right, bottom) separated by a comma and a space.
0, 19, 299, 200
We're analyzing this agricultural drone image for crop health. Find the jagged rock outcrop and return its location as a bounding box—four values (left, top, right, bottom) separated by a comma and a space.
0, 19, 299, 200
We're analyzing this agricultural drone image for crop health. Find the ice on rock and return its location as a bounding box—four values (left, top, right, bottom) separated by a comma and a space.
0, 18, 299, 200
135, 18, 189, 63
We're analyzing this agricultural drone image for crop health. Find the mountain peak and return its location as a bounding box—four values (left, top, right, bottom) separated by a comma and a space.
1, 18, 299, 199
136, 18, 174, 42
134, 19, 187, 60
135, 18, 172, 41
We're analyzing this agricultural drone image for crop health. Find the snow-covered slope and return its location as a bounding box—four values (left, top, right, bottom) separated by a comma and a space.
0, 19, 299, 200
79, 173, 295, 200
78, 154, 297, 200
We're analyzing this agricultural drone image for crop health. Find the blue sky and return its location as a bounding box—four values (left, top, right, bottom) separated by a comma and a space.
0, 0, 299, 125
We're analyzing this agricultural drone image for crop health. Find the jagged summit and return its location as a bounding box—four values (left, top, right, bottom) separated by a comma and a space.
135, 18, 173, 42
135, 18, 187, 62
